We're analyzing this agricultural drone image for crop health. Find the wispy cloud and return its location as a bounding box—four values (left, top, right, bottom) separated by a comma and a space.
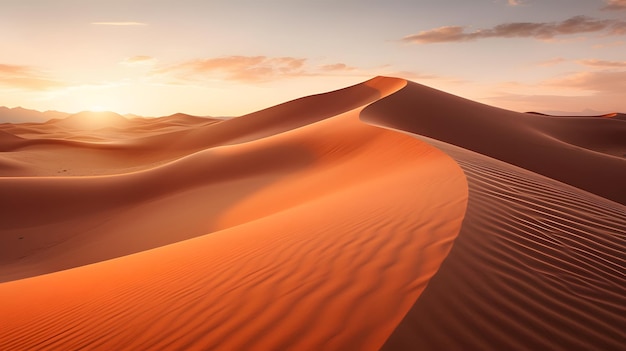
602, 0, 626, 10
508, 0, 525, 6
402, 16, 626, 44
545, 70, 626, 93
592, 40, 625, 49
155, 56, 307, 83
121, 55, 157, 66
91, 22, 147, 26
0, 64, 64, 90
152, 55, 456, 86
486, 92, 621, 114
577, 59, 626, 67
536, 57, 568, 66
320, 63, 356, 72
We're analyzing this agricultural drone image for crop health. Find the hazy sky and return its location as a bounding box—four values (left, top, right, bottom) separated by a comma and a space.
1, 0, 625, 116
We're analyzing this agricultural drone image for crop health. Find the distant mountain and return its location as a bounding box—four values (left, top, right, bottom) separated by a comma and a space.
0, 106, 69, 124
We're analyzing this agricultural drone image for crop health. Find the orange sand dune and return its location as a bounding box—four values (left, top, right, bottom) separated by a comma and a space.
0, 76, 624, 350
0, 77, 403, 177
0, 79, 468, 350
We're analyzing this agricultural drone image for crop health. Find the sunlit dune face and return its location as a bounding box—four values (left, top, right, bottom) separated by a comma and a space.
57, 111, 130, 130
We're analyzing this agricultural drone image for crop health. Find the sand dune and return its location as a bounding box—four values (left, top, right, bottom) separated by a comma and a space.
0, 76, 624, 350
361, 81, 626, 204
380, 137, 626, 350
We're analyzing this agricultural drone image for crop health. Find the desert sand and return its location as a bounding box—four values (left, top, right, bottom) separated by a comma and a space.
0, 76, 624, 350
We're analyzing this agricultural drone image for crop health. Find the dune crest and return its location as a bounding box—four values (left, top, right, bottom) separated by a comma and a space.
361, 80, 626, 204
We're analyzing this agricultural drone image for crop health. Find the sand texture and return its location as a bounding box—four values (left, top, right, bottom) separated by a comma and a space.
1, 76, 624, 350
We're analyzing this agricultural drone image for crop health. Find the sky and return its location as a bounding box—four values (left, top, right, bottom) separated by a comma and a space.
1, 0, 625, 116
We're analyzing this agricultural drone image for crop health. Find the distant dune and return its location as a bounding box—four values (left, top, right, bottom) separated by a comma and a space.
50, 111, 132, 130
0, 106, 69, 124
0, 77, 624, 350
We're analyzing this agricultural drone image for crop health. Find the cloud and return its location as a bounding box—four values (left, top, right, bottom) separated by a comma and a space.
592, 40, 625, 49
320, 63, 356, 72
155, 56, 333, 83
536, 57, 568, 66
602, 0, 626, 10
545, 70, 626, 93
0, 64, 64, 90
508, 0, 525, 6
577, 59, 626, 68
486, 92, 622, 114
121, 56, 157, 66
402, 16, 626, 44
152, 55, 456, 87
91, 22, 147, 26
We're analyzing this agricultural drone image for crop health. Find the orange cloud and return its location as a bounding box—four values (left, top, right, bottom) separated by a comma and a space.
403, 16, 626, 44
0, 64, 64, 90
602, 0, 626, 10
592, 40, 625, 49
536, 57, 568, 66
320, 63, 356, 72
121, 56, 157, 66
154, 56, 375, 83
155, 56, 308, 82
546, 70, 626, 93
152, 55, 454, 88
577, 59, 626, 68
91, 22, 147, 26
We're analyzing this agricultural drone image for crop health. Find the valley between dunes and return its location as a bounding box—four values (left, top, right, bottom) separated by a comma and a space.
1, 77, 624, 350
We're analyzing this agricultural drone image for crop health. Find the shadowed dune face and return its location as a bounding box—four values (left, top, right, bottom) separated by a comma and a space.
361, 81, 626, 204
0, 76, 624, 350
380, 138, 626, 350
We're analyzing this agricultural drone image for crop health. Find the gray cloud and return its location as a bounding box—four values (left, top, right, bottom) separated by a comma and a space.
403, 16, 626, 44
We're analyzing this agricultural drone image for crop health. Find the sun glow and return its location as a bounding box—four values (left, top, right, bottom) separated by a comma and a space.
90, 105, 107, 112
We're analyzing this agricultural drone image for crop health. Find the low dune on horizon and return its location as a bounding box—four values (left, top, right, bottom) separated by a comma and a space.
0, 76, 624, 350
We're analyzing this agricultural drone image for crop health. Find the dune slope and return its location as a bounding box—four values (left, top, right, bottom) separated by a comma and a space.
361, 81, 626, 204
0, 111, 467, 350
379, 138, 626, 350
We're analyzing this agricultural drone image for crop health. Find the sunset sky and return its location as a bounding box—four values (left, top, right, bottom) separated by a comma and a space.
1, 0, 625, 116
